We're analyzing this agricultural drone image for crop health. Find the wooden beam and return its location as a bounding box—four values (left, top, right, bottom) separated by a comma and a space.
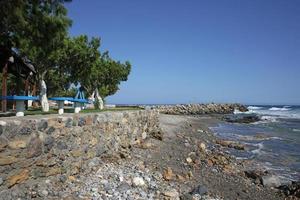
1, 62, 8, 112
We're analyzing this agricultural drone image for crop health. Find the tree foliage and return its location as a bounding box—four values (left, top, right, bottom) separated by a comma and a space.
58, 35, 131, 98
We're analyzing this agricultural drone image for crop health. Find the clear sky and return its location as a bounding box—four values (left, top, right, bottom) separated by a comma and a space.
66, 0, 300, 105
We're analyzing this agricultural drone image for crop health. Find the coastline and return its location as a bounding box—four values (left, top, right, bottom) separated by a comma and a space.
0, 111, 298, 199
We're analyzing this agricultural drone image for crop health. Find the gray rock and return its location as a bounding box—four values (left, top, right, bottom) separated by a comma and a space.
57, 141, 68, 150
118, 182, 131, 192
180, 193, 193, 200
46, 127, 55, 135
0, 177, 3, 185
190, 185, 208, 195
18, 127, 32, 135
38, 120, 48, 131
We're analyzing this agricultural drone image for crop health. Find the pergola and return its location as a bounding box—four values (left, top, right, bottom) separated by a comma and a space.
0, 47, 37, 112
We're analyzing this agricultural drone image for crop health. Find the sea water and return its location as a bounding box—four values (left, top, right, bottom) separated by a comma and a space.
211, 105, 300, 181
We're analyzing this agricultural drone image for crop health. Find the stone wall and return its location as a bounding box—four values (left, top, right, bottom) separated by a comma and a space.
156, 103, 248, 115
0, 110, 160, 189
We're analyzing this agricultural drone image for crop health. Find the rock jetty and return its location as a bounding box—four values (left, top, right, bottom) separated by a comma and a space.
156, 103, 248, 115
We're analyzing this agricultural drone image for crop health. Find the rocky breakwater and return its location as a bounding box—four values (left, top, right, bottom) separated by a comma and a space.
0, 110, 161, 197
156, 103, 248, 115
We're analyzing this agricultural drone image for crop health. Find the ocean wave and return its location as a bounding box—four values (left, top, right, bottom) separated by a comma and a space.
247, 106, 263, 110
251, 142, 264, 155
269, 107, 291, 111
292, 129, 300, 132
258, 115, 278, 123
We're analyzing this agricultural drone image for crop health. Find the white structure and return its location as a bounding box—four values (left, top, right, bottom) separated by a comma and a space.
90, 89, 104, 110
40, 80, 49, 112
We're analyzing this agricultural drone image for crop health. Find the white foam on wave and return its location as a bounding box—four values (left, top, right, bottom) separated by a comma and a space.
251, 142, 264, 155
247, 106, 263, 110
247, 105, 300, 120
293, 129, 300, 132
233, 109, 244, 114
269, 107, 291, 111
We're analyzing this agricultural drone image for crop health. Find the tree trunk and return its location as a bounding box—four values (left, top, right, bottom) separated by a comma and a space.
94, 88, 104, 110
1, 62, 8, 112
39, 80, 49, 112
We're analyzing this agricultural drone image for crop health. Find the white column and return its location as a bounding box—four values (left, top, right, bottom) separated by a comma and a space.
58, 101, 64, 115
16, 100, 25, 117
74, 102, 81, 113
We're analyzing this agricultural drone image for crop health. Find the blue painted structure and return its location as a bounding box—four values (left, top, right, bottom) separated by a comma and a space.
0, 96, 39, 101
49, 97, 89, 103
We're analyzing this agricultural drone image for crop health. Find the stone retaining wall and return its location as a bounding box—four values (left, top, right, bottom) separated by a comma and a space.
0, 110, 160, 189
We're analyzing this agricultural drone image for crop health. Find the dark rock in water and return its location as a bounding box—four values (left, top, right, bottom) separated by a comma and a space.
222, 114, 260, 123
278, 181, 300, 198
244, 170, 268, 185
190, 185, 208, 195
216, 140, 245, 150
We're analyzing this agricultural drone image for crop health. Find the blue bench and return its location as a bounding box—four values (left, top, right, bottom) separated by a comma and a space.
0, 96, 39, 116
49, 97, 89, 114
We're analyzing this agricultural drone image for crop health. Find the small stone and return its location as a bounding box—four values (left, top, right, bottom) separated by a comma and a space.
46, 167, 61, 176
118, 182, 131, 192
176, 174, 186, 182
186, 157, 193, 164
7, 169, 29, 188
187, 171, 193, 178
45, 179, 51, 184
163, 189, 179, 198
0, 156, 17, 165
41, 190, 48, 196
0, 137, 8, 150
163, 167, 174, 181
27, 136, 42, 158
197, 129, 204, 133
190, 185, 208, 195
199, 142, 206, 152
132, 177, 145, 187
59, 175, 67, 182
8, 140, 27, 149
142, 132, 147, 140
0, 177, 3, 185
68, 176, 76, 182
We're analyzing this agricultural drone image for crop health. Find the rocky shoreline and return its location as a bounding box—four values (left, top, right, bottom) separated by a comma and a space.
155, 103, 248, 115
0, 113, 299, 200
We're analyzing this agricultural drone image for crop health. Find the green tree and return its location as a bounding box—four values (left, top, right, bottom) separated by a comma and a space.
1, 0, 131, 110
1, 0, 72, 111
59, 35, 131, 99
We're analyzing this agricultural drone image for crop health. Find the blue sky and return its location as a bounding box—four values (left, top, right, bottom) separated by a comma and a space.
66, 0, 300, 105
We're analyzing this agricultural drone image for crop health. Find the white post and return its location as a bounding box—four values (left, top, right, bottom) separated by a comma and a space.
40, 80, 49, 112
58, 101, 64, 115
74, 102, 81, 113
16, 100, 25, 117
